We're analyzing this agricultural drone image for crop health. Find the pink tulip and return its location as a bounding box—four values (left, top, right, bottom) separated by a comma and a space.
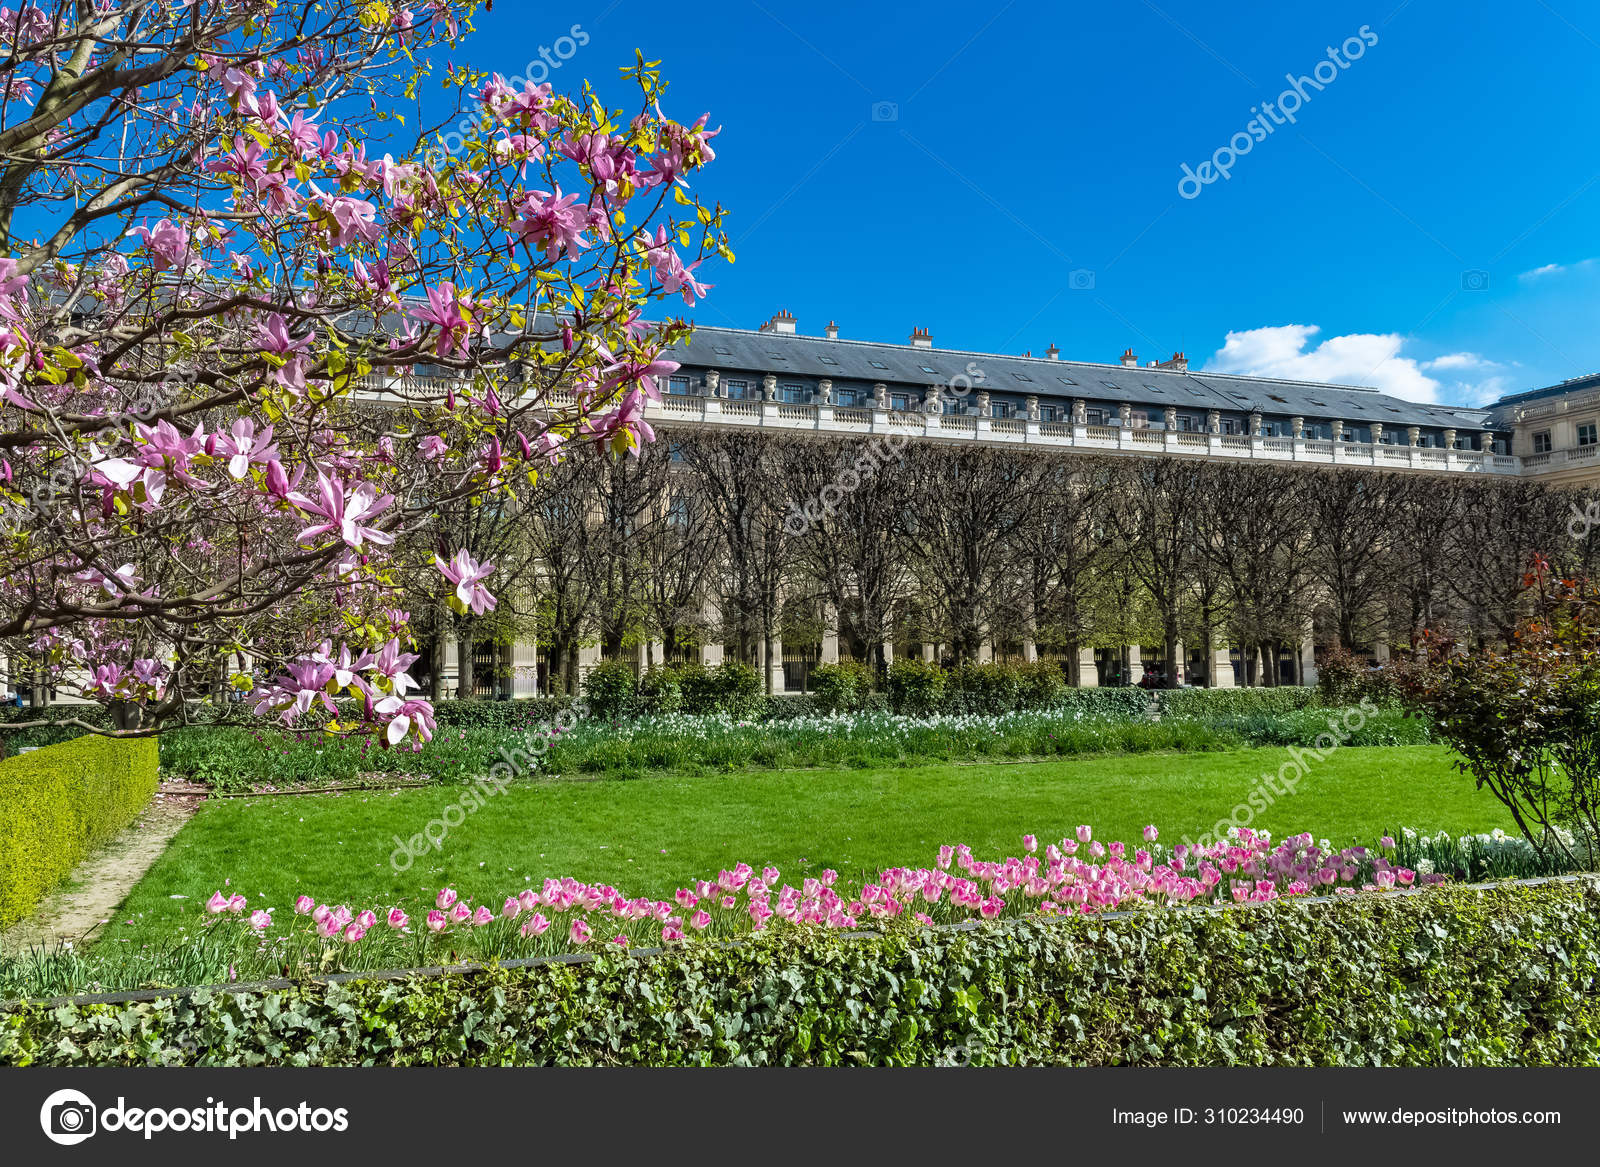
471, 906, 493, 926
436, 887, 457, 910
343, 923, 367, 943
425, 910, 447, 932
206, 891, 229, 914
1076, 825, 1092, 843
387, 908, 408, 929
518, 890, 538, 911
662, 924, 685, 942
355, 910, 377, 929
249, 910, 272, 931
227, 894, 248, 914
449, 902, 471, 924
502, 896, 522, 919
690, 910, 711, 930
570, 919, 593, 944
611, 934, 630, 948
294, 895, 315, 915
1022, 834, 1037, 853
521, 913, 550, 937
316, 915, 342, 939
1143, 825, 1159, 843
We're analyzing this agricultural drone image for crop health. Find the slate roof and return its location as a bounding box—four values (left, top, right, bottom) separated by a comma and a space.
1488, 371, 1600, 416
664, 325, 1497, 432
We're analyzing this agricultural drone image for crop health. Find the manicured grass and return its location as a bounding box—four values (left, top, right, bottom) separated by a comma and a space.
98, 745, 1511, 948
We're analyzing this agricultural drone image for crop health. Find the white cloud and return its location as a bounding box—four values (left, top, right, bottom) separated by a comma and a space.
1423, 351, 1492, 371
1518, 258, 1595, 281
1205, 325, 1509, 406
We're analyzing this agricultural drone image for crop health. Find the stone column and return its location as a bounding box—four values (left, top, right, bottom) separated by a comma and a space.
576, 643, 601, 688
1372, 638, 1390, 664
1126, 645, 1144, 686
922, 643, 936, 663
760, 635, 785, 693
821, 604, 840, 665
512, 638, 541, 697
977, 640, 994, 665
881, 641, 895, 665
1298, 624, 1318, 687
1210, 646, 1236, 688
1076, 647, 1100, 688
700, 598, 723, 667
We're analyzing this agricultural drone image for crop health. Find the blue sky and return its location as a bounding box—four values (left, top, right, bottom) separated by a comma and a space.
460, 0, 1600, 405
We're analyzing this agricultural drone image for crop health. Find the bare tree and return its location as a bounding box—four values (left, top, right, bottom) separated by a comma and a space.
899, 446, 1042, 662
780, 436, 908, 671
675, 431, 792, 691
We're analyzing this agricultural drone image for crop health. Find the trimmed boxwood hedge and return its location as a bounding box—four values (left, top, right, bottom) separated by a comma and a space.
1155, 686, 1319, 718
0, 735, 159, 929
4, 879, 1595, 1066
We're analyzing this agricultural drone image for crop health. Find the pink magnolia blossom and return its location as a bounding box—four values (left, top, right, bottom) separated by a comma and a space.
435, 549, 496, 615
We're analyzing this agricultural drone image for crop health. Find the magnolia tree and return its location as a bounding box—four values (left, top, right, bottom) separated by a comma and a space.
0, 0, 728, 742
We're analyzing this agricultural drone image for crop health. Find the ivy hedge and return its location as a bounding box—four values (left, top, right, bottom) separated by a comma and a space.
0, 735, 160, 928
4, 879, 1595, 1066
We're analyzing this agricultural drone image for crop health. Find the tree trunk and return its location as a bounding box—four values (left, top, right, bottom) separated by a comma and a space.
1163, 621, 1181, 689
456, 634, 474, 700
430, 634, 447, 700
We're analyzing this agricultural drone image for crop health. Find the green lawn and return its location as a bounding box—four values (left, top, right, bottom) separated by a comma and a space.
100, 744, 1511, 946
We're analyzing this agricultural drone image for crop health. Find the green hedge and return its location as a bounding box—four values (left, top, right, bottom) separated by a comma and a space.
5, 880, 1595, 1066
0, 736, 159, 929
1155, 686, 1319, 718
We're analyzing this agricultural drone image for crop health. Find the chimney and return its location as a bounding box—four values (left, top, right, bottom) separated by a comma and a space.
909, 326, 933, 349
1022, 350, 1031, 358
1046, 343, 1060, 360
824, 320, 839, 340
1120, 347, 1138, 367
1155, 351, 1188, 372
759, 309, 797, 335
1146, 360, 1157, 367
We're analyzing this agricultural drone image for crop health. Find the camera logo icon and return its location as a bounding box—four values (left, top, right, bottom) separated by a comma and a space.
1068, 268, 1096, 290
40, 1088, 97, 1145
1461, 269, 1490, 291
870, 100, 899, 122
